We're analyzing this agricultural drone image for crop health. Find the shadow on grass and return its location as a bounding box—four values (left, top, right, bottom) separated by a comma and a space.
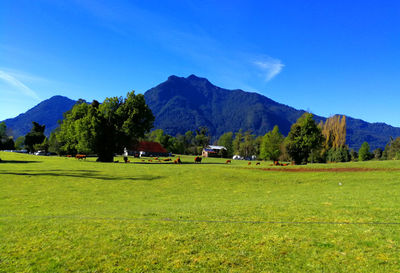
0, 169, 164, 181
0, 160, 41, 164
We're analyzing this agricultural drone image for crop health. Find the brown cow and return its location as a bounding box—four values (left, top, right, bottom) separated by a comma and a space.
225, 160, 231, 164
194, 156, 202, 163
76, 154, 87, 160
256, 162, 260, 165
174, 158, 182, 164
248, 162, 251, 165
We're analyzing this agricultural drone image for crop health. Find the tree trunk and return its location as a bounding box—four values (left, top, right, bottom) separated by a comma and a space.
96, 152, 114, 162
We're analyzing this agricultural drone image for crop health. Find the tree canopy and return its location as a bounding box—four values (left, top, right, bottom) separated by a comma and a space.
285, 113, 324, 164
358, 142, 371, 161
24, 122, 46, 152
260, 125, 284, 161
56, 91, 154, 162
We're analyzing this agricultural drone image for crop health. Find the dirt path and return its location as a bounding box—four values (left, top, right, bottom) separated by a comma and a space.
250, 167, 400, 172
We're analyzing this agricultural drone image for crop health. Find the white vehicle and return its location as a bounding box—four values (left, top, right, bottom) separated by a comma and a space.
34, 150, 47, 156
232, 155, 243, 160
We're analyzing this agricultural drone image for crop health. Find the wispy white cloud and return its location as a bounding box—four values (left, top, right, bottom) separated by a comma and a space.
253, 57, 285, 81
0, 70, 40, 100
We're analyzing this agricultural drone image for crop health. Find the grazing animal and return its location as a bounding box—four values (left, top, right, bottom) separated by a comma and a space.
163, 158, 171, 161
174, 158, 182, 164
225, 160, 231, 164
75, 154, 87, 160
194, 156, 202, 163
248, 162, 251, 165
148, 159, 153, 162
256, 162, 260, 165
66, 155, 72, 158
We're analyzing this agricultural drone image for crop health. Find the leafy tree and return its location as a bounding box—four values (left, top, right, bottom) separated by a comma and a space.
147, 129, 174, 151
326, 147, 350, 162
232, 130, 243, 155
383, 137, 400, 160
48, 131, 62, 154
358, 142, 371, 161
1, 138, 15, 150
34, 137, 49, 153
349, 149, 358, 161
194, 127, 210, 148
0, 122, 14, 150
285, 113, 324, 164
56, 91, 154, 162
320, 115, 347, 150
259, 125, 284, 161
24, 122, 46, 152
0, 122, 7, 142
14, 136, 25, 150
217, 132, 234, 158
239, 131, 256, 159
373, 148, 383, 160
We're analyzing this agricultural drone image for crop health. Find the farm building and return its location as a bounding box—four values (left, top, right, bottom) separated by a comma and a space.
202, 145, 227, 157
131, 141, 169, 157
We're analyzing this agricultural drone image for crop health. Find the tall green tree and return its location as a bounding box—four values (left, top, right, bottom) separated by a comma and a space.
14, 136, 25, 150
0, 122, 14, 150
383, 137, 400, 160
285, 113, 324, 164
358, 142, 371, 161
24, 122, 46, 152
195, 127, 210, 148
56, 91, 154, 162
217, 132, 234, 158
232, 130, 243, 155
0, 122, 7, 142
239, 131, 256, 158
259, 125, 284, 161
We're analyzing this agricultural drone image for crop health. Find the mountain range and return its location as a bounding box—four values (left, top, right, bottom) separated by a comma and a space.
2, 95, 76, 138
3, 75, 400, 150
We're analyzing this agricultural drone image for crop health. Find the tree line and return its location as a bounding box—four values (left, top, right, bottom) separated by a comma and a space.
1, 93, 400, 164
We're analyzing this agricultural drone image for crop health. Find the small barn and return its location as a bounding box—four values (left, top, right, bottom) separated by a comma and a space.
131, 141, 169, 157
202, 145, 227, 157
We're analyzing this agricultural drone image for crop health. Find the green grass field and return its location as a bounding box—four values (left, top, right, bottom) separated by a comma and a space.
1, 151, 400, 272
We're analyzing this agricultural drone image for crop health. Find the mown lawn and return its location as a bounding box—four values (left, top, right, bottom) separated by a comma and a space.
1, 151, 400, 272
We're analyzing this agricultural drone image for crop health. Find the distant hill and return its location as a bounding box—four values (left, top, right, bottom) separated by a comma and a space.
2, 95, 76, 138
144, 75, 400, 150
2, 75, 400, 150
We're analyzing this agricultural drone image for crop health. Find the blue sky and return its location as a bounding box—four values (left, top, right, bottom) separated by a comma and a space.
1, 0, 399, 126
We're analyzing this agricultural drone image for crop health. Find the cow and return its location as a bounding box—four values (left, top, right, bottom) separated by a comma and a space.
256, 162, 260, 165
248, 162, 251, 165
225, 160, 231, 164
174, 158, 182, 164
194, 156, 202, 163
76, 154, 87, 160
163, 158, 172, 161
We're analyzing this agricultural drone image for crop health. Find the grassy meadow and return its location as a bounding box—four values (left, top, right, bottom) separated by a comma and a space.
1, 151, 400, 272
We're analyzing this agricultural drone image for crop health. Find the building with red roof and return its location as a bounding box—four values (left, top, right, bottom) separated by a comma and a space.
131, 141, 169, 157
